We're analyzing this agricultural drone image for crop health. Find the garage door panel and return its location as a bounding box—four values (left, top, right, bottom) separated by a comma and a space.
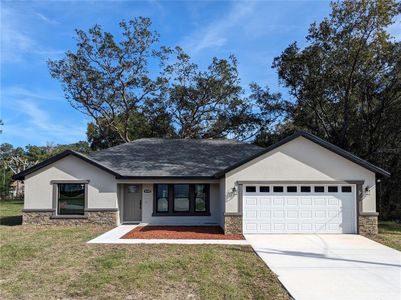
286, 198, 298, 205
328, 198, 339, 205
260, 198, 272, 205
287, 223, 299, 230
245, 223, 258, 231
315, 210, 326, 218
314, 198, 326, 205
246, 197, 257, 205
300, 210, 312, 218
301, 224, 313, 231
273, 210, 285, 218
287, 211, 298, 218
273, 198, 284, 205
243, 184, 356, 234
274, 223, 285, 231
260, 210, 271, 218
245, 210, 257, 218
260, 223, 271, 231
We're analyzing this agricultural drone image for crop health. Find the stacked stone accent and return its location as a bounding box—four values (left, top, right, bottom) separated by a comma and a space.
22, 211, 118, 226
358, 214, 378, 236
224, 214, 242, 234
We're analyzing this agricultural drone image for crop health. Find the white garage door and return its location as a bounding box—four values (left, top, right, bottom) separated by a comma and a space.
243, 184, 356, 234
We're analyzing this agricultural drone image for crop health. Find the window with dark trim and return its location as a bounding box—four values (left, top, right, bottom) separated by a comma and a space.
287, 186, 297, 193
57, 183, 85, 215
156, 184, 169, 213
328, 186, 338, 193
174, 185, 190, 212
246, 186, 256, 193
342, 186, 352, 193
194, 184, 207, 212
260, 186, 270, 193
153, 184, 210, 216
301, 186, 311, 193
314, 186, 325, 193
273, 186, 284, 193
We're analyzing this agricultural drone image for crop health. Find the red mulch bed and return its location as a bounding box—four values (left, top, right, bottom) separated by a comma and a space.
121, 226, 245, 240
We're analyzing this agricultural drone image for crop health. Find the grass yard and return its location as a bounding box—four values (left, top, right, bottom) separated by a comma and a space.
373, 221, 401, 251
0, 200, 290, 300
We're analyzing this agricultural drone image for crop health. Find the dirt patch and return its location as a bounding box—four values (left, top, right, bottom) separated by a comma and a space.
121, 226, 245, 240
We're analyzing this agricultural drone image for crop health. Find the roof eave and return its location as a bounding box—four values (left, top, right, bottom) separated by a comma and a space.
116, 175, 219, 180
12, 150, 120, 181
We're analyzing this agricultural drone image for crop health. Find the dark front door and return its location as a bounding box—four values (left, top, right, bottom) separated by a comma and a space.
123, 185, 142, 222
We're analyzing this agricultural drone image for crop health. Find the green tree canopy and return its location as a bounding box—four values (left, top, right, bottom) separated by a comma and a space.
254, 0, 401, 219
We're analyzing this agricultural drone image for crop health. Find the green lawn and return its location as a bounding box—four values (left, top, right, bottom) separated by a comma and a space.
0, 201, 290, 300
373, 221, 401, 251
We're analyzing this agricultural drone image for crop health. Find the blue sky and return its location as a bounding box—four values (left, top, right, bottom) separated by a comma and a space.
1, 0, 397, 147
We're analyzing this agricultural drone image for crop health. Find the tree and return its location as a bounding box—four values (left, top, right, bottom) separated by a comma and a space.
48, 17, 171, 144
165, 48, 260, 139
256, 0, 401, 220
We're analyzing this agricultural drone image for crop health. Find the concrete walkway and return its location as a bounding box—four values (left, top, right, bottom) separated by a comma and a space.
87, 225, 249, 245
246, 234, 401, 300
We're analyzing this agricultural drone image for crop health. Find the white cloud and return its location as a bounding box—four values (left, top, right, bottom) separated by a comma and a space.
2, 86, 64, 102
183, 2, 258, 54
3, 100, 87, 145
35, 12, 59, 25
0, 5, 63, 64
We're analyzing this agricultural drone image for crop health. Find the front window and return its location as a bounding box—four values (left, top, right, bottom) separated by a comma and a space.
174, 185, 190, 212
57, 183, 85, 215
153, 184, 210, 215
194, 184, 207, 212
156, 184, 169, 212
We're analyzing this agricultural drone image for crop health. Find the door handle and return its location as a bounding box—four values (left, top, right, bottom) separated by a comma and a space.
140, 200, 142, 210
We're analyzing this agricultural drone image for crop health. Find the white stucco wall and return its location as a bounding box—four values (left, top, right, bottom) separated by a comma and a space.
225, 137, 376, 213
139, 183, 221, 225
24, 155, 118, 210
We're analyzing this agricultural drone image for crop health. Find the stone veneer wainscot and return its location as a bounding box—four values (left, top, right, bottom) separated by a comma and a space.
22, 209, 118, 227
358, 213, 379, 236
224, 214, 242, 234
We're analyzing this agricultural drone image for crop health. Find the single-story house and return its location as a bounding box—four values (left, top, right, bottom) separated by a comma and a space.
13, 131, 390, 236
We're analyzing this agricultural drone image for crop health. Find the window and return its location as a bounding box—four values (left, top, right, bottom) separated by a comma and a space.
246, 186, 256, 193
301, 186, 311, 193
174, 185, 190, 212
342, 186, 352, 193
287, 186, 297, 193
260, 186, 270, 193
57, 183, 85, 215
314, 186, 325, 193
194, 184, 207, 212
156, 184, 169, 212
273, 186, 284, 192
153, 184, 210, 215
128, 185, 139, 193
328, 186, 338, 193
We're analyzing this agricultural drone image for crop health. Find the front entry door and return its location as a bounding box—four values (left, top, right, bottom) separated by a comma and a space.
123, 185, 142, 222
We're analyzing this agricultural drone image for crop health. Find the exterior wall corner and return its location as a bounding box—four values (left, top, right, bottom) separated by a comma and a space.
224, 214, 242, 234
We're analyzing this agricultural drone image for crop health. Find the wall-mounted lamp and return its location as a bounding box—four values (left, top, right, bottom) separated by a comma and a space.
231, 186, 237, 193
365, 185, 370, 192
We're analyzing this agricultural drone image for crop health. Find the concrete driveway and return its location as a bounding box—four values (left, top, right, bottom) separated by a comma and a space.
246, 234, 401, 300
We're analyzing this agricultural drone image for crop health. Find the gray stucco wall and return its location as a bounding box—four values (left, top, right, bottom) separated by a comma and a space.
24, 155, 118, 210
225, 136, 376, 214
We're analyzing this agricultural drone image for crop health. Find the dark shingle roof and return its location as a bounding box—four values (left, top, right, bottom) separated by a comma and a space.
13, 132, 390, 180
88, 138, 264, 178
